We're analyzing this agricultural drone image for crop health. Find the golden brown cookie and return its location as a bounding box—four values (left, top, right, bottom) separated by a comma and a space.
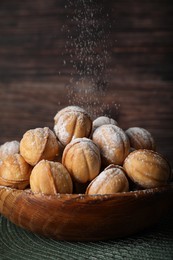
86, 164, 129, 195
123, 149, 171, 188
125, 127, 155, 150
0, 154, 32, 189
54, 106, 92, 146
0, 140, 20, 161
92, 116, 118, 133
62, 138, 101, 183
30, 160, 73, 195
92, 124, 130, 166
20, 127, 59, 166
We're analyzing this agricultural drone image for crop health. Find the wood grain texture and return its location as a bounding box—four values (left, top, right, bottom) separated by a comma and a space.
0, 1, 173, 166
0, 185, 173, 241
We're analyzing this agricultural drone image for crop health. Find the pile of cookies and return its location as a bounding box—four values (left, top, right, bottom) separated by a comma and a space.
0, 106, 171, 195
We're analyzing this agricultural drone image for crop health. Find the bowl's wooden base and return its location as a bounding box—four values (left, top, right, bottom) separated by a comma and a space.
0, 185, 173, 241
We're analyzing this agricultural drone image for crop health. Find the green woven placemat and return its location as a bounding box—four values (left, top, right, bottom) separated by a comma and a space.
1, 211, 173, 260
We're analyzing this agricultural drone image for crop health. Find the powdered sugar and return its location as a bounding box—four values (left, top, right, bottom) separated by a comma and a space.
61, 1, 119, 117
0, 141, 20, 160
54, 117, 70, 146
87, 166, 128, 194
93, 116, 118, 132
54, 106, 88, 121
125, 127, 155, 150
23, 128, 49, 150
68, 137, 100, 159
54, 107, 92, 146
125, 149, 170, 171
93, 125, 130, 164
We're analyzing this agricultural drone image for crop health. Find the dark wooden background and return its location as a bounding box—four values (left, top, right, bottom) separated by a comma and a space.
0, 0, 173, 166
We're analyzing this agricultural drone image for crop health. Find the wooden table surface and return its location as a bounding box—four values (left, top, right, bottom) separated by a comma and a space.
0, 0, 173, 167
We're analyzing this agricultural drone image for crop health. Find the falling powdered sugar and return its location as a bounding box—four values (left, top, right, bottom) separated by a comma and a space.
61, 0, 118, 117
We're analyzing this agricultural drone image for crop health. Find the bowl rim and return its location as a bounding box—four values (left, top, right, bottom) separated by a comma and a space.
0, 183, 173, 201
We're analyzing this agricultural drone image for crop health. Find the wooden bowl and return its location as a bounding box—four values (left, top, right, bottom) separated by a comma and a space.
0, 184, 173, 241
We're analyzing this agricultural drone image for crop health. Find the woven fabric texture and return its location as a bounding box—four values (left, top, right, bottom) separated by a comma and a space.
0, 210, 173, 260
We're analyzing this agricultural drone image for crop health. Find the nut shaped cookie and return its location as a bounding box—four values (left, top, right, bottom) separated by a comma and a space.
62, 138, 101, 183
92, 124, 130, 166
123, 149, 171, 188
92, 116, 118, 133
86, 165, 129, 195
0, 140, 20, 161
125, 127, 155, 150
0, 154, 32, 189
54, 106, 92, 146
20, 127, 59, 166
30, 160, 73, 195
